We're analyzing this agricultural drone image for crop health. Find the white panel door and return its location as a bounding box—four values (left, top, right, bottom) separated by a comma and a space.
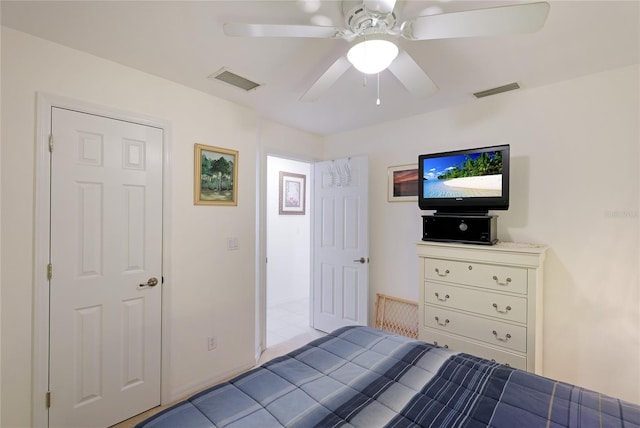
49, 108, 163, 427
313, 156, 369, 332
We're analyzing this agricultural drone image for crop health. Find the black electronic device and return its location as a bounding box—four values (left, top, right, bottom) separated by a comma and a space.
418, 144, 509, 215
422, 214, 497, 245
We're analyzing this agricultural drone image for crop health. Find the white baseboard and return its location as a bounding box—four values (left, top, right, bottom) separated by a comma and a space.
255, 344, 263, 365
167, 359, 255, 404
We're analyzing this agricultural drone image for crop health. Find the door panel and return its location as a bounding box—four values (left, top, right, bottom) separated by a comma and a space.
313, 156, 368, 332
343, 267, 359, 322
73, 305, 102, 407
49, 108, 163, 427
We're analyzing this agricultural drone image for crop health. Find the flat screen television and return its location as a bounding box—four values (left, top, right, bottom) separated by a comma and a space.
418, 144, 510, 214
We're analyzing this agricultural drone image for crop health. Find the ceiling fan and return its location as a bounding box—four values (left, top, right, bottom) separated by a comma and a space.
223, 0, 550, 102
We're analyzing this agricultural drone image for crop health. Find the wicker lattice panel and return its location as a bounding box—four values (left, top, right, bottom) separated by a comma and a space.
374, 293, 419, 339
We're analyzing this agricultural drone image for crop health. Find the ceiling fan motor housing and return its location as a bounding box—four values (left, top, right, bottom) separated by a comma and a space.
343, 1, 397, 37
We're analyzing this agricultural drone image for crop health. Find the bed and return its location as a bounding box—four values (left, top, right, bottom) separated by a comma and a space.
136, 326, 640, 427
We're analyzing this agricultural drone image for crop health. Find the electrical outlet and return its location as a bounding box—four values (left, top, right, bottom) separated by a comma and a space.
227, 237, 239, 251
207, 336, 217, 351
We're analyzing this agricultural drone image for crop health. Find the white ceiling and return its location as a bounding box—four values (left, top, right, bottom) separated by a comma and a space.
2, 0, 638, 136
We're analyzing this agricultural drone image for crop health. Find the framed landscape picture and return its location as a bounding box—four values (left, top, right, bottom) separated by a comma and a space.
195, 144, 238, 206
279, 171, 306, 215
388, 164, 419, 202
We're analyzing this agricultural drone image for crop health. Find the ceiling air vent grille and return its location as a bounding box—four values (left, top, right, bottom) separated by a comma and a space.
208, 68, 262, 92
474, 82, 520, 99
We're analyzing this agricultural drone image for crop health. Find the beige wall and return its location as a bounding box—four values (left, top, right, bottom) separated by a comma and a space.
1, 23, 639, 427
323, 64, 640, 404
0, 27, 322, 427
0, 17, 3, 428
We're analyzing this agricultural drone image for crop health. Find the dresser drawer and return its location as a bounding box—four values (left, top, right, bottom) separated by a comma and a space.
425, 282, 527, 324
424, 306, 526, 353
420, 328, 527, 370
424, 258, 527, 294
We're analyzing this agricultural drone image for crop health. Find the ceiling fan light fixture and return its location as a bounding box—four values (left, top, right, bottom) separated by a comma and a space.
347, 38, 398, 74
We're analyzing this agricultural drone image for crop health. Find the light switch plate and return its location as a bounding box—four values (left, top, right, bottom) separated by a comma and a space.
227, 237, 239, 251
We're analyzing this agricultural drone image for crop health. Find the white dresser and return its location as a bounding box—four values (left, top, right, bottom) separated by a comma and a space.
417, 241, 547, 374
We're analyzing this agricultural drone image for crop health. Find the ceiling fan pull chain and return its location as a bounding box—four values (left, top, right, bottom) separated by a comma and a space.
376, 72, 381, 106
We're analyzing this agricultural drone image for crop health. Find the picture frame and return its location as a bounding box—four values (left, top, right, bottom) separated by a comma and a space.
388, 164, 419, 202
279, 171, 306, 215
194, 144, 238, 206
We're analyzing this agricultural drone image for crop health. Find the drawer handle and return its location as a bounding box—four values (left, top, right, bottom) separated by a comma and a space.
435, 268, 450, 277
433, 341, 449, 349
435, 316, 450, 327
492, 330, 512, 342
492, 275, 512, 286
435, 292, 450, 302
492, 303, 512, 314
490, 359, 511, 367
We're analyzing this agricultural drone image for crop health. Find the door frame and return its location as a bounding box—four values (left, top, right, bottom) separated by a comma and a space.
256, 148, 315, 360
33, 93, 173, 427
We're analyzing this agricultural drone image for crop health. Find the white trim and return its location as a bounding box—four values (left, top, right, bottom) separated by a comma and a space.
33, 94, 53, 428
256, 147, 268, 360
33, 93, 173, 427
168, 359, 255, 403
255, 145, 266, 362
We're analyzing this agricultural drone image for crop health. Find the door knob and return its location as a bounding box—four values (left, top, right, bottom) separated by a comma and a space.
353, 257, 367, 264
140, 277, 159, 288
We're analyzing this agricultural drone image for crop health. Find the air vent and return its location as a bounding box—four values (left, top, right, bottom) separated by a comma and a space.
208, 68, 262, 92
473, 82, 520, 99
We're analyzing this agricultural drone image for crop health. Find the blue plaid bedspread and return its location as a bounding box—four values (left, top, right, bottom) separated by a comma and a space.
137, 326, 640, 427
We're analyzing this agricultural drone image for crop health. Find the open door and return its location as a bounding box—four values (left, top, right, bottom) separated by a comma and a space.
312, 156, 369, 332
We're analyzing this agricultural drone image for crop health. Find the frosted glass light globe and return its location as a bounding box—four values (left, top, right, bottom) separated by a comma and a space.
347, 39, 399, 74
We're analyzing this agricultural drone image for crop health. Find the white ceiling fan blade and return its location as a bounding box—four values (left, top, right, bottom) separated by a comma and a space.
224, 23, 341, 38
387, 50, 438, 98
401, 2, 550, 41
300, 56, 352, 102
364, 0, 397, 15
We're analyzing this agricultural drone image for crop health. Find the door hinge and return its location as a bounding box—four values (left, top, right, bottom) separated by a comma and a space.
47, 263, 53, 280
46, 391, 51, 408
48, 134, 53, 152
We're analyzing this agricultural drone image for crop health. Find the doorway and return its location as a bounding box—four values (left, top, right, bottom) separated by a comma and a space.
265, 156, 316, 348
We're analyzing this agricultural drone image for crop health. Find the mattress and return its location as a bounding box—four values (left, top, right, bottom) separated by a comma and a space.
136, 326, 640, 427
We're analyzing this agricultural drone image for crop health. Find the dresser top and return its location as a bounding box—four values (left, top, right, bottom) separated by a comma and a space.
494, 241, 547, 250
417, 240, 546, 251
417, 240, 548, 265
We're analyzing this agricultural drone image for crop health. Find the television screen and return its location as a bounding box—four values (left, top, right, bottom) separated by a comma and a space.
418, 144, 509, 213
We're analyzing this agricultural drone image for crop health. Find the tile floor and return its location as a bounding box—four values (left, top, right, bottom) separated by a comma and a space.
266, 297, 323, 347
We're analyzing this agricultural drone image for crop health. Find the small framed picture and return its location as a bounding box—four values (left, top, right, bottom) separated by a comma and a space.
195, 144, 238, 206
279, 171, 306, 215
388, 164, 419, 202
